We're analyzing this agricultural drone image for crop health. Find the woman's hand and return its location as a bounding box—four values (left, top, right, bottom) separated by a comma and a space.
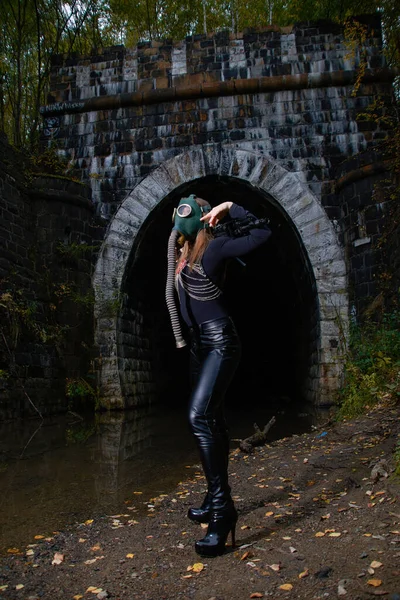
200, 201, 233, 228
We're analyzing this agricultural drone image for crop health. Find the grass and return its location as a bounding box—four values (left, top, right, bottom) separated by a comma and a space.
337, 310, 400, 474
337, 310, 400, 419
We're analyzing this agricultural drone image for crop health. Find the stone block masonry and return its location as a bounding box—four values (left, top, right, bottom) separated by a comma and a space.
41, 14, 395, 315
36, 14, 398, 410
41, 14, 391, 215
0, 133, 103, 420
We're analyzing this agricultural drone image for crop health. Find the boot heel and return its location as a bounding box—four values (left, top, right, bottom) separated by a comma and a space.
195, 507, 238, 557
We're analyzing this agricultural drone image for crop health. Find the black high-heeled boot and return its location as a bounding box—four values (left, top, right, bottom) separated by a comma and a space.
188, 492, 212, 523
189, 428, 231, 524
194, 505, 238, 557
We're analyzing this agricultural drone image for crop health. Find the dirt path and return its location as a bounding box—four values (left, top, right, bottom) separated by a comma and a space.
1, 403, 399, 600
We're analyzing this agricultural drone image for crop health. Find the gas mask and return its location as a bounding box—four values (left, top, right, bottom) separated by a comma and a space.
172, 194, 211, 240
165, 195, 211, 348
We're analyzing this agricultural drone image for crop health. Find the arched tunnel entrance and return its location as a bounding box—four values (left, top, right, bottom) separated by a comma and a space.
118, 175, 318, 419
94, 146, 348, 422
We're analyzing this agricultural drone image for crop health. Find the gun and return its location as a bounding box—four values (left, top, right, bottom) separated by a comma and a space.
213, 215, 270, 238
213, 215, 270, 267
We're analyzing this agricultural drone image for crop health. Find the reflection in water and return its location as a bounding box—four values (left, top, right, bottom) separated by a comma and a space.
0, 401, 316, 554
94, 407, 154, 499
0, 406, 198, 554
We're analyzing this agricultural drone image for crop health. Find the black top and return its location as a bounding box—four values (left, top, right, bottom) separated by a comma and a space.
177, 203, 271, 327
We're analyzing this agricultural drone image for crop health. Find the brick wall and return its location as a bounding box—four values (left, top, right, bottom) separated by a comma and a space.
39, 14, 396, 317
0, 133, 101, 420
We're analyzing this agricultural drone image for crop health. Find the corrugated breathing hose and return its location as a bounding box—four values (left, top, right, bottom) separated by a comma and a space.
165, 229, 187, 348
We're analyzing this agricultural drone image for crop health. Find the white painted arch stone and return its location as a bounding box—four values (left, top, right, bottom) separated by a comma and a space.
93, 145, 349, 408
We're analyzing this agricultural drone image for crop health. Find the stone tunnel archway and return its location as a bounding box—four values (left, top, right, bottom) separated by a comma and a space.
93, 145, 348, 411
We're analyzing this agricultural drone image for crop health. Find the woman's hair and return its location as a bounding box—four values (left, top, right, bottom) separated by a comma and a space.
175, 197, 213, 274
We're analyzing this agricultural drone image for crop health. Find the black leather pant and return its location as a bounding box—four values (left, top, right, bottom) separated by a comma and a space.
188, 317, 242, 512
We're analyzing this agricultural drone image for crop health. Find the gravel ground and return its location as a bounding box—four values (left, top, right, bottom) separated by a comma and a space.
1, 402, 399, 600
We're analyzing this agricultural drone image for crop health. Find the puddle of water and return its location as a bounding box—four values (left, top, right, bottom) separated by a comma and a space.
0, 401, 315, 554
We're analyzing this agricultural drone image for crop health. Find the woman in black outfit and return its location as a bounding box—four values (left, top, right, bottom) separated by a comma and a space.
165, 194, 271, 557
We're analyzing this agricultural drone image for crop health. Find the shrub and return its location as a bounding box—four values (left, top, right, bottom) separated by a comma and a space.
337, 311, 400, 419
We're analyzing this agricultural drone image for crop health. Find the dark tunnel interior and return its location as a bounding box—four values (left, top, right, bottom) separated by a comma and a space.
122, 175, 319, 417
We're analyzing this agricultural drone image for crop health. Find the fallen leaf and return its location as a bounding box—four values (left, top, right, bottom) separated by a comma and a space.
84, 556, 104, 564
7, 548, 20, 554
91, 544, 101, 551
192, 562, 204, 573
315, 532, 325, 537
338, 582, 347, 596
86, 587, 103, 593
73, 596, 83, 600
126, 553, 135, 559
279, 584, 293, 591
250, 594, 263, 598
0, 585, 8, 592
367, 579, 382, 587
241, 524, 250, 530
270, 563, 280, 571
370, 561, 383, 569
265, 511, 274, 517
51, 552, 64, 565
34, 535, 45, 540
241, 551, 251, 560
15, 584, 24, 590
181, 574, 192, 579
299, 569, 309, 578
329, 532, 341, 537
78, 538, 86, 543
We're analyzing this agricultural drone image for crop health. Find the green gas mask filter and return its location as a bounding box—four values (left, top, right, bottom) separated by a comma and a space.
172, 194, 211, 240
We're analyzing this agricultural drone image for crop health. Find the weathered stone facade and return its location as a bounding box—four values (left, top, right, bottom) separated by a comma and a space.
42, 15, 391, 219
7, 13, 395, 414
0, 133, 100, 420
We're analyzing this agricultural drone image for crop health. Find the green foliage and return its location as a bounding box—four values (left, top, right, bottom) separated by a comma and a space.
30, 145, 69, 176
353, 93, 400, 309
65, 376, 100, 409
66, 423, 96, 445
344, 18, 369, 96
52, 281, 95, 310
0, 289, 65, 348
337, 311, 400, 419
94, 287, 123, 318
27, 145, 83, 183
56, 241, 99, 263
